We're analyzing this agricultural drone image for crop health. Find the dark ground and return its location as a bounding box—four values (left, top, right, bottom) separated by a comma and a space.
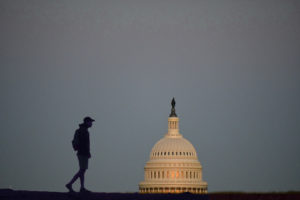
0, 189, 300, 200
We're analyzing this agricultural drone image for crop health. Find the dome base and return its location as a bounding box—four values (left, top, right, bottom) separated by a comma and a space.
139, 182, 208, 194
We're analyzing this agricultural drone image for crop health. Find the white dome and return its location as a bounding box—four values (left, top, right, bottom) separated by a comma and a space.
150, 136, 198, 160
139, 114, 207, 194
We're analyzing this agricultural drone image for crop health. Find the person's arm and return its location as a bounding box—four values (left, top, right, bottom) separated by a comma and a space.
87, 134, 91, 158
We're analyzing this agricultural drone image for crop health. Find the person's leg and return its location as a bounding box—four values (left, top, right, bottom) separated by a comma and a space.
66, 155, 84, 192
67, 170, 81, 185
79, 169, 91, 193
66, 170, 80, 192
78, 155, 91, 192
79, 169, 86, 189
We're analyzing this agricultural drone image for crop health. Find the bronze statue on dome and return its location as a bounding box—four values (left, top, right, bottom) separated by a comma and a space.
169, 97, 177, 117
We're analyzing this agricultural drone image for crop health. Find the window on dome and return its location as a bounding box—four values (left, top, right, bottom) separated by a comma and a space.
158, 171, 160, 178
186, 171, 188, 179
190, 172, 192, 179
168, 152, 170, 155
167, 171, 169, 178
180, 152, 182, 155
183, 152, 185, 155
162, 171, 164, 178
164, 152, 166, 155
161, 152, 163, 155
176, 152, 178, 155
171, 171, 175, 178
154, 172, 156, 179
186, 152, 188, 155
172, 152, 174, 155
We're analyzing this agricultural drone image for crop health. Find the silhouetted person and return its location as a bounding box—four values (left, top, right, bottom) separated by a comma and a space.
66, 116, 95, 193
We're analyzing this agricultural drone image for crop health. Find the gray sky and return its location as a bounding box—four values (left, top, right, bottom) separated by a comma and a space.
0, 0, 300, 193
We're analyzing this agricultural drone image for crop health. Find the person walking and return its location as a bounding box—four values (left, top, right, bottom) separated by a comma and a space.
66, 116, 95, 193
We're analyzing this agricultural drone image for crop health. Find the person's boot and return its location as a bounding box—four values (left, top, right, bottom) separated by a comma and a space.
80, 187, 91, 193
65, 184, 75, 193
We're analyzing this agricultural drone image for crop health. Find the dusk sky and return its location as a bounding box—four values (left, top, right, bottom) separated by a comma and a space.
1, 0, 300, 192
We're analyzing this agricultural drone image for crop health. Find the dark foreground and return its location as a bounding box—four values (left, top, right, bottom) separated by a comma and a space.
1, 189, 300, 200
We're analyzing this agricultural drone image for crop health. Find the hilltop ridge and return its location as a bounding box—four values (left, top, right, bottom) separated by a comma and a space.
0, 189, 299, 200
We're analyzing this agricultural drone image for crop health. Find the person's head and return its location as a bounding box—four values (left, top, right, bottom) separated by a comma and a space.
83, 116, 95, 128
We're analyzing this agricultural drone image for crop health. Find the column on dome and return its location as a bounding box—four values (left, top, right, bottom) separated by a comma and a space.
167, 117, 180, 136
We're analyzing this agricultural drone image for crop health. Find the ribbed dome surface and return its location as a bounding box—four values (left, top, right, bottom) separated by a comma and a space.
150, 136, 198, 160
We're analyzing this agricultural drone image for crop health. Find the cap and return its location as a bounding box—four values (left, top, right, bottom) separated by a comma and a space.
83, 116, 95, 123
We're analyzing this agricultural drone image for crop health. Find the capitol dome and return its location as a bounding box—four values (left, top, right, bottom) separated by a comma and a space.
139, 98, 208, 194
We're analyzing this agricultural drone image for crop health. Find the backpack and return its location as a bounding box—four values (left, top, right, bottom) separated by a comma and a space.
72, 130, 80, 151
